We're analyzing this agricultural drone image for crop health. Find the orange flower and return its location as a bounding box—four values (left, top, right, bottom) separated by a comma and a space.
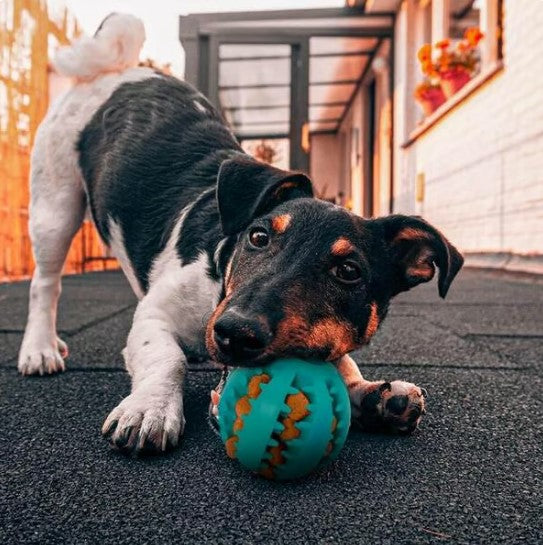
438, 51, 451, 70
435, 39, 450, 50
464, 27, 484, 47
457, 40, 470, 53
420, 60, 431, 75
417, 43, 432, 62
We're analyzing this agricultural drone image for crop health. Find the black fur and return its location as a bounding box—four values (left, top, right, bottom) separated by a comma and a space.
217, 155, 313, 235
77, 74, 463, 366
78, 76, 242, 290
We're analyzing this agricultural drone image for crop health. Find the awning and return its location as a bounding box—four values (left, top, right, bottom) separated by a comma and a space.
180, 7, 393, 140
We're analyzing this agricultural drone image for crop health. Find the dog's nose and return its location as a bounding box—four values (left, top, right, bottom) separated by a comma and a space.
213, 310, 271, 361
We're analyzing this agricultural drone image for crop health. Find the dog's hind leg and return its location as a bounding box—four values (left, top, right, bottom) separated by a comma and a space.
338, 355, 427, 434
18, 127, 86, 376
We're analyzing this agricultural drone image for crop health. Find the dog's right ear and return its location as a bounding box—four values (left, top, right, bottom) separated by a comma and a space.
217, 154, 313, 236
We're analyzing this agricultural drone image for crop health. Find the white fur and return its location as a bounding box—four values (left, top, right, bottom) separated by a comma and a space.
103, 249, 221, 449
193, 100, 207, 114
19, 13, 222, 446
108, 219, 145, 300
101, 194, 220, 449
53, 13, 145, 81
148, 205, 192, 286
19, 12, 157, 378
18, 67, 159, 377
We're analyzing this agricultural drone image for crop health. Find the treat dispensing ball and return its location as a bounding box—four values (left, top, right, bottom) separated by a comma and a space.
218, 358, 351, 480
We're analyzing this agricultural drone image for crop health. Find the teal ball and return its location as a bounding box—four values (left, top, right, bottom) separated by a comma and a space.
218, 358, 351, 480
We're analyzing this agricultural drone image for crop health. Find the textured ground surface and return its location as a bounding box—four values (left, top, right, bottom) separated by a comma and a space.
1, 269, 542, 544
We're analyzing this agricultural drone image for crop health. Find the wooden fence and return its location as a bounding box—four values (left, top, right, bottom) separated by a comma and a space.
0, 0, 117, 282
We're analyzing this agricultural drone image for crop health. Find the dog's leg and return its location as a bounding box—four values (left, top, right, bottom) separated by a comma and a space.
338, 355, 426, 434
102, 291, 186, 454
18, 150, 86, 375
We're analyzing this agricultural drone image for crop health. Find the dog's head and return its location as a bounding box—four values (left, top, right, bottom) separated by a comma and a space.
207, 155, 463, 365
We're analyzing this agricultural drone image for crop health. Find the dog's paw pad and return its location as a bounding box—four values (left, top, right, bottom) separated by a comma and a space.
56, 337, 69, 359
351, 380, 426, 434
102, 390, 184, 455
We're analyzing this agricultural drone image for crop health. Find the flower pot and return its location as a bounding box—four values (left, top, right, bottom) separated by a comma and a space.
415, 86, 446, 116
440, 69, 471, 98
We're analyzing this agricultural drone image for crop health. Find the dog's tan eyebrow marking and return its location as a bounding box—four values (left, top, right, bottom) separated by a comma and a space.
271, 214, 291, 234
363, 302, 379, 343
331, 237, 354, 256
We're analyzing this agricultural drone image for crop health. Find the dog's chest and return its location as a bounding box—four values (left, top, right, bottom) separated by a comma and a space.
146, 252, 221, 355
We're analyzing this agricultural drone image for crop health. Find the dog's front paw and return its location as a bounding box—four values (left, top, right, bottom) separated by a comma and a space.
102, 388, 184, 454
18, 336, 68, 376
350, 380, 426, 434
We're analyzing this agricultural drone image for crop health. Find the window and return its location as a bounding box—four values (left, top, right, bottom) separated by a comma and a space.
412, 0, 503, 124
449, 0, 482, 41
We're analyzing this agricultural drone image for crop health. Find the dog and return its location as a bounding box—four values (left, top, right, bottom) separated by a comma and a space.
18, 14, 463, 454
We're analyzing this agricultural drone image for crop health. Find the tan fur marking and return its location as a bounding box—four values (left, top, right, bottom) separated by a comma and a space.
271, 312, 357, 361
363, 302, 379, 343
272, 180, 298, 198
224, 257, 234, 296
393, 227, 432, 244
205, 294, 232, 360
331, 237, 354, 256
271, 214, 291, 234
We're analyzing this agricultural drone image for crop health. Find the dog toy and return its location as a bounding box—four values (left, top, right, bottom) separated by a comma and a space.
217, 358, 351, 480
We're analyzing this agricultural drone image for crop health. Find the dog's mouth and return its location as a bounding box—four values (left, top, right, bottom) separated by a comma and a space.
205, 298, 353, 366
206, 332, 334, 367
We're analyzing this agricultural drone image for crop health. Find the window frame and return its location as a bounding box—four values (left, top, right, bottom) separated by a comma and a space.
404, 0, 504, 147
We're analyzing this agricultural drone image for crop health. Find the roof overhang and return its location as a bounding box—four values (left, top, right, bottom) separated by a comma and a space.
356, 0, 402, 13
180, 8, 393, 140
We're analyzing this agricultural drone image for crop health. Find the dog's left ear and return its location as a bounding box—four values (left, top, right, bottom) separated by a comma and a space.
217, 154, 313, 235
372, 215, 464, 298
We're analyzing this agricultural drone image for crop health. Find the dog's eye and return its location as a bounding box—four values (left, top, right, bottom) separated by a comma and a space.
248, 227, 270, 249
331, 260, 362, 285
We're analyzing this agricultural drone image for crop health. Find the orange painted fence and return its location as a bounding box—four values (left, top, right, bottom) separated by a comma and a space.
0, 0, 117, 282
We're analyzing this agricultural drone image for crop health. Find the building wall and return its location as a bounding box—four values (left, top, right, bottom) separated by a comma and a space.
394, 0, 543, 255
310, 133, 344, 201
339, 86, 365, 214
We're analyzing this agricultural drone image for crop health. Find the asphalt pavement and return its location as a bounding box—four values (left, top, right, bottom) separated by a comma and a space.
1, 269, 541, 544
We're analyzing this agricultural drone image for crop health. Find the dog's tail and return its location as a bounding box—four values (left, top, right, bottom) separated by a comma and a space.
52, 13, 145, 80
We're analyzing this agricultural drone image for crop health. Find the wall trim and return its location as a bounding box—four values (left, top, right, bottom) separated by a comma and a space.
463, 252, 543, 276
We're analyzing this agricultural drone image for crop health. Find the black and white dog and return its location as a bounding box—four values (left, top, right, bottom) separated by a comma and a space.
19, 14, 463, 454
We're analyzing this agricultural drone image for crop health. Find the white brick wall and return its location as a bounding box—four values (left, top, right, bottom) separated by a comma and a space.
394, 0, 543, 254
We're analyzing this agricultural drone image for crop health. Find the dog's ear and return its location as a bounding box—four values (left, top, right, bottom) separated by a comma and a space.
373, 215, 464, 298
217, 155, 313, 235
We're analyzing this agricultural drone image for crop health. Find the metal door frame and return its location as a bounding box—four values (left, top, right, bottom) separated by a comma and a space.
206, 34, 309, 171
